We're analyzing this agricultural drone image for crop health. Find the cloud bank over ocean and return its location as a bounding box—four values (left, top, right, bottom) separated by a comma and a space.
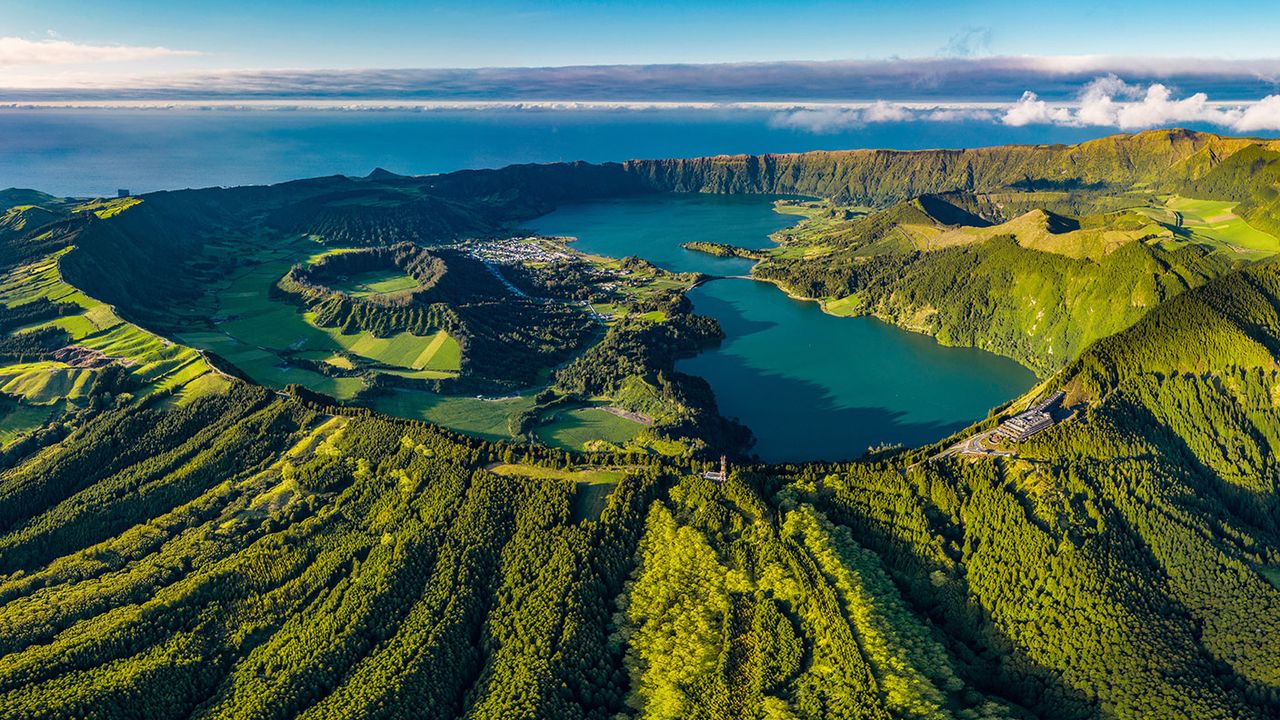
9, 55, 1280, 100
768, 76, 1280, 133
0, 36, 199, 67
5, 55, 1280, 133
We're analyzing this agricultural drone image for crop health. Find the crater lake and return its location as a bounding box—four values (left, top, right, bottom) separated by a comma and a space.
527, 194, 1038, 462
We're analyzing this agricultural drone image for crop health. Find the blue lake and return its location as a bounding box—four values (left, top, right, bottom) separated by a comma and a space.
528, 194, 1037, 462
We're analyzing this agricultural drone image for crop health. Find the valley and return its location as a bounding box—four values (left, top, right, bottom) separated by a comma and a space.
2, 129, 1280, 718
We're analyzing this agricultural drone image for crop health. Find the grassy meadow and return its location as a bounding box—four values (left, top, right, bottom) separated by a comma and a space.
1138, 196, 1280, 258
0, 251, 227, 407
536, 406, 646, 451
172, 243, 461, 402
371, 388, 534, 441
331, 268, 419, 297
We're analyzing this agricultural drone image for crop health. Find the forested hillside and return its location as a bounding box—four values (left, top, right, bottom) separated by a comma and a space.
755, 229, 1231, 374
2, 130, 1280, 718
623, 129, 1280, 208
1, 261, 1279, 718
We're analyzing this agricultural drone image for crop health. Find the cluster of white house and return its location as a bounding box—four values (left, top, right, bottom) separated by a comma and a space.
462, 237, 574, 264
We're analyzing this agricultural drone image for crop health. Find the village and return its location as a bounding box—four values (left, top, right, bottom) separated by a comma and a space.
457, 235, 576, 265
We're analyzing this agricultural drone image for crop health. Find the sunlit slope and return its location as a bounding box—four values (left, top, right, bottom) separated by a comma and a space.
0, 250, 227, 411
2, 259, 1280, 719
625, 129, 1280, 205
757, 224, 1232, 375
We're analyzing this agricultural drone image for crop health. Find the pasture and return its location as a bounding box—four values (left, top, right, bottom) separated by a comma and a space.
1139, 196, 1280, 258
331, 268, 419, 297
0, 252, 225, 406
0, 402, 51, 445
175, 245, 460, 400
371, 389, 533, 441
487, 462, 629, 520
537, 406, 646, 451
821, 294, 862, 316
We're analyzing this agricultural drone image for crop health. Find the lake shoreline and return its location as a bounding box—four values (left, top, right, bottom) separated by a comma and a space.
531, 194, 1038, 462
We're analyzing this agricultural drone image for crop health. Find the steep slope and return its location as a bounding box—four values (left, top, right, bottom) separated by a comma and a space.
625, 129, 1280, 209
1184, 144, 1280, 238
756, 233, 1230, 375
0, 262, 1278, 718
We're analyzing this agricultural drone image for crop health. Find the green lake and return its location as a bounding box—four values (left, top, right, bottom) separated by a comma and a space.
527, 194, 1038, 462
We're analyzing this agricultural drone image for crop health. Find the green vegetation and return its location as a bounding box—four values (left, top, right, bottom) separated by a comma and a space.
370, 389, 534, 441
0, 252, 226, 412
680, 240, 766, 260
537, 406, 647, 451
332, 268, 421, 297
2, 261, 1280, 717
5, 130, 1280, 718
1137, 195, 1280, 258
749, 191, 1253, 375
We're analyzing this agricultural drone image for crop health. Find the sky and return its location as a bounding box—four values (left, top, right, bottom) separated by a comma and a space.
6, 0, 1280, 73
5, 1, 1280, 132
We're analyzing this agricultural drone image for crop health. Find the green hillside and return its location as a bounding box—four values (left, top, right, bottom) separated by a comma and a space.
0, 261, 1279, 717
2, 131, 1280, 718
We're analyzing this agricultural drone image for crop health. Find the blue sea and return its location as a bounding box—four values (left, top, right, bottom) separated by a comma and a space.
0, 107, 1177, 197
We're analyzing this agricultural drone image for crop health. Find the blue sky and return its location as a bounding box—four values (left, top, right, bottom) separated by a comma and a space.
7, 0, 1280, 135
5, 0, 1280, 70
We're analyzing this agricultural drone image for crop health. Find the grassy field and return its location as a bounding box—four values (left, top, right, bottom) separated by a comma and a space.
331, 268, 419, 298
371, 389, 533, 441
173, 245, 460, 400
487, 462, 628, 484
0, 362, 95, 403
0, 252, 226, 405
821, 294, 863, 316
1138, 196, 1280, 258
0, 401, 51, 446
537, 406, 646, 451
162, 240, 640, 449
487, 462, 629, 520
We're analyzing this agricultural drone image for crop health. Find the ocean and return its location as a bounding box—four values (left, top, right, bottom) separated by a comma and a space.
0, 107, 1181, 197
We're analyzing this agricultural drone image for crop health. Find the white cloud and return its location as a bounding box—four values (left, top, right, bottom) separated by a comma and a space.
1113, 84, 1217, 129
862, 100, 915, 123
769, 101, 1002, 132
1074, 74, 1141, 125
0, 36, 199, 67
1000, 76, 1280, 133
769, 102, 938, 132
1234, 95, 1280, 132
769, 107, 864, 132
923, 108, 996, 122
1002, 91, 1074, 126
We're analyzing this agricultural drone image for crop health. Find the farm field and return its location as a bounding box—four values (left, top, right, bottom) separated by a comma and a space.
0, 401, 51, 446
0, 251, 225, 405
536, 405, 646, 451
821, 294, 862, 316
370, 388, 533, 441
0, 361, 95, 403
487, 462, 630, 520
174, 245, 461, 400
331, 268, 419, 297
157, 239, 631, 449
486, 462, 628, 484
1138, 196, 1280, 258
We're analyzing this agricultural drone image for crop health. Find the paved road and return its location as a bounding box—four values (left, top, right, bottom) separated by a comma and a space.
929, 429, 1014, 463
480, 261, 528, 298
